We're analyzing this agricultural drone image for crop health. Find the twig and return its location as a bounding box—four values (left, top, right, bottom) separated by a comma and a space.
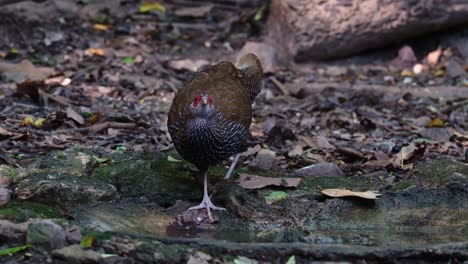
270, 76, 290, 96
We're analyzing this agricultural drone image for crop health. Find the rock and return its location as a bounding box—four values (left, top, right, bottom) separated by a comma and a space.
0, 187, 11, 205
65, 225, 82, 245
391, 46, 417, 69
187, 251, 213, 264
266, 0, 468, 60
446, 59, 465, 78
27, 220, 67, 250
295, 162, 344, 177
0, 175, 11, 187
0, 220, 29, 243
52, 244, 103, 263
15, 168, 119, 204
248, 149, 279, 171
237, 41, 282, 73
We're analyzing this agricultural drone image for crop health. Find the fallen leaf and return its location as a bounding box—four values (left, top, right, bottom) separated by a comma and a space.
21, 116, 34, 126
321, 189, 381, 199
0, 244, 31, 256
33, 118, 46, 128
264, 191, 288, 205
285, 256, 296, 264
45, 76, 72, 86
0, 127, 21, 138
139, 2, 165, 13
90, 113, 100, 124
419, 127, 452, 142
427, 117, 444, 128
393, 143, 416, 168
66, 107, 85, 125
168, 59, 209, 72
238, 174, 302, 190
85, 48, 105, 57
80, 235, 96, 248
427, 48, 442, 65
288, 145, 303, 157
167, 155, 182, 162
122, 57, 135, 65
93, 24, 109, 31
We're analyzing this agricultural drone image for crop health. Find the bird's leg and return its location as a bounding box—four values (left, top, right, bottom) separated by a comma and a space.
224, 153, 240, 179
188, 170, 226, 222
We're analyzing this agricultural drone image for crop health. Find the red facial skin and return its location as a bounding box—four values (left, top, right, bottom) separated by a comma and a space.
193, 94, 213, 107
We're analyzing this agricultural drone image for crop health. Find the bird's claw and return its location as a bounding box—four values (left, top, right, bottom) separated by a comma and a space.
188, 195, 225, 222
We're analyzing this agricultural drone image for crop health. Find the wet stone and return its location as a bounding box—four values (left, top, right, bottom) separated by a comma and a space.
27, 219, 67, 250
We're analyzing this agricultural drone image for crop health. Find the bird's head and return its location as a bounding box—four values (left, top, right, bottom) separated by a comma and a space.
190, 93, 214, 116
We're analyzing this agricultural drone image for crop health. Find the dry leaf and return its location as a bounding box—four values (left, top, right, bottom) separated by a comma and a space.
45, 76, 71, 86
288, 145, 303, 157
21, 116, 34, 126
238, 174, 302, 190
93, 24, 109, 31
321, 188, 381, 199
168, 59, 209, 72
85, 48, 105, 57
0, 127, 21, 138
66, 107, 85, 125
393, 143, 416, 168
427, 48, 442, 65
139, 2, 165, 13
427, 118, 444, 128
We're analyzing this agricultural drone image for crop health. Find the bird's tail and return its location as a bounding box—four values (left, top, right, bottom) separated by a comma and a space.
237, 53, 263, 101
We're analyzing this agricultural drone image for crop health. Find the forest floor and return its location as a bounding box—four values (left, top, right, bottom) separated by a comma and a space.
0, 1, 467, 263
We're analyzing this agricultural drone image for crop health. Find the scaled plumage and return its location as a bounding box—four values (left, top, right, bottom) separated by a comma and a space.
167, 53, 263, 222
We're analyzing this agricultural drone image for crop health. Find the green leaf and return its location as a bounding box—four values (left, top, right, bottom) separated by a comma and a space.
0, 244, 31, 256
285, 255, 295, 264
81, 111, 92, 118
167, 155, 182, 162
10, 48, 18, 54
264, 191, 288, 205
102, 253, 118, 258
116, 146, 126, 152
92, 155, 109, 163
80, 235, 96, 248
122, 57, 135, 65
139, 2, 165, 13
254, 1, 268, 22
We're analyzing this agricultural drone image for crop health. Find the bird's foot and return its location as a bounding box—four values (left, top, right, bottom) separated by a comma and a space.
188, 195, 225, 222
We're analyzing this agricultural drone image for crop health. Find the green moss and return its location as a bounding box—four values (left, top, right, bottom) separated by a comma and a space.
300, 176, 385, 191
0, 164, 19, 179
417, 159, 468, 186
390, 181, 415, 191
0, 201, 62, 222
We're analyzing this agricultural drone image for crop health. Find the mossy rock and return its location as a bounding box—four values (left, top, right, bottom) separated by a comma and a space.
0, 201, 62, 222
416, 159, 468, 187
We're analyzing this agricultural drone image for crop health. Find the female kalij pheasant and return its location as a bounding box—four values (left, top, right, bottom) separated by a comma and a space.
168, 53, 263, 222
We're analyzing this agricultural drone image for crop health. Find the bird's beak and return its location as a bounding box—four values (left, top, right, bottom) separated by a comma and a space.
201, 96, 208, 105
